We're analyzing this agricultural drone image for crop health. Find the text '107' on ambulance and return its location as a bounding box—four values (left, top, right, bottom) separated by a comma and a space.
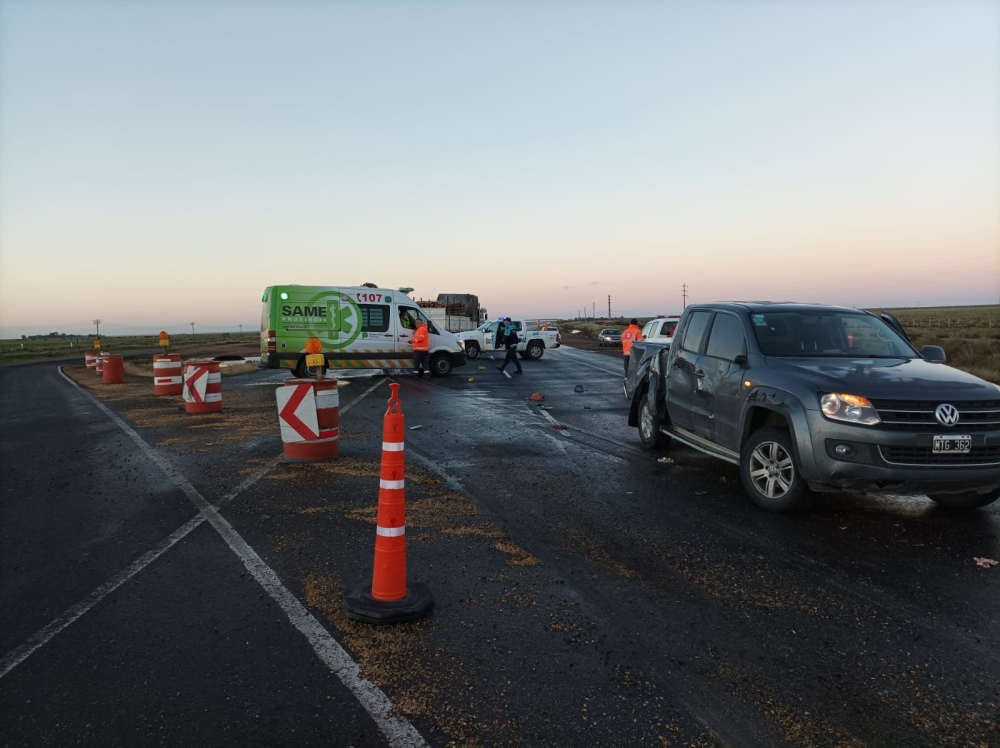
261, 285, 468, 378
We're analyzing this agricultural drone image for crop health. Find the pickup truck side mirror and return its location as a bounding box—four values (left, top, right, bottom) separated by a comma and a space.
733, 354, 748, 366
922, 345, 946, 363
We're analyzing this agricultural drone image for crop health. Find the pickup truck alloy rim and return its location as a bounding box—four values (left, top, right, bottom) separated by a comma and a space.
748, 441, 794, 498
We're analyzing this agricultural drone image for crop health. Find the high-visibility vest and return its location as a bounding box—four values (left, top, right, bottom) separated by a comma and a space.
412, 325, 430, 351
621, 325, 643, 355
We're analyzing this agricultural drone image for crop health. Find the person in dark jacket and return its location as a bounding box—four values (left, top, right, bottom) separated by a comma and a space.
496, 317, 523, 374
493, 317, 506, 350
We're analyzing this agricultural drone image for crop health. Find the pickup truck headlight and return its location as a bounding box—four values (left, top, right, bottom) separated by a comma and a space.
820, 393, 881, 426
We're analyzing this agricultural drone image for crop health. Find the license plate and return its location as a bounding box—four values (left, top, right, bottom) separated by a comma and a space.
933, 435, 972, 454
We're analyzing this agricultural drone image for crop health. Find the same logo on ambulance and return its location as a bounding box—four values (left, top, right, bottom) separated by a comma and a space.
279, 290, 385, 350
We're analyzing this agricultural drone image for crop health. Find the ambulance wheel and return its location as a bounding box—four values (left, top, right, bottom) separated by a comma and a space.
429, 353, 452, 377
464, 341, 481, 359
295, 358, 327, 379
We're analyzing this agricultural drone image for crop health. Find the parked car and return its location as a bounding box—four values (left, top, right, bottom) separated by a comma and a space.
597, 328, 622, 347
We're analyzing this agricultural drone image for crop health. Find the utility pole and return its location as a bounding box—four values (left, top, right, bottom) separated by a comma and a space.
607, 295, 611, 319
592, 302, 596, 319
190, 322, 196, 335
238, 323, 243, 340
682, 283, 688, 308
92, 319, 101, 336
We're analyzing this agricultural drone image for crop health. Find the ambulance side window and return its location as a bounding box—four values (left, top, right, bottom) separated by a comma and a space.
399, 306, 436, 334
360, 304, 390, 333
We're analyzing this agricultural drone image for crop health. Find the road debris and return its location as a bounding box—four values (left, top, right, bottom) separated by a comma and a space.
657, 457, 673, 464
973, 557, 998, 568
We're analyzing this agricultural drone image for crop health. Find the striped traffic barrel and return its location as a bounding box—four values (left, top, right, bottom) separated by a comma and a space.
95, 352, 107, 377
279, 379, 340, 462
85, 351, 100, 370
102, 354, 125, 384
153, 354, 183, 396
182, 361, 222, 414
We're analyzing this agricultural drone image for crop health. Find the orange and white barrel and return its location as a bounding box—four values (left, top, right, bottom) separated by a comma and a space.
278, 379, 340, 462
182, 361, 222, 414
95, 352, 107, 376
102, 354, 125, 384
85, 351, 100, 369
153, 354, 183, 396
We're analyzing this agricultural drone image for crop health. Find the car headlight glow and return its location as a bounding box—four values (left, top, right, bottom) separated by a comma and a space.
820, 393, 881, 426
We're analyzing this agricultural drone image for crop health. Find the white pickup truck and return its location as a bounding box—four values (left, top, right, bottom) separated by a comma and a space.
640, 315, 681, 345
455, 319, 561, 360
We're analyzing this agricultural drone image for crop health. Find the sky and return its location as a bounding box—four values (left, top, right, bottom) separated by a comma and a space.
1, 0, 998, 338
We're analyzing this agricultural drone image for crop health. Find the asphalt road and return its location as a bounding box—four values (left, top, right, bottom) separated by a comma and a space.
1, 344, 998, 747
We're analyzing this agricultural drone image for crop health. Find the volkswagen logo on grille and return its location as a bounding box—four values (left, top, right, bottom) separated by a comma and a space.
934, 403, 960, 427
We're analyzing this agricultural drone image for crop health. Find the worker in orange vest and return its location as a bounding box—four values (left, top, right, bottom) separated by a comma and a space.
412, 320, 430, 377
621, 318, 644, 377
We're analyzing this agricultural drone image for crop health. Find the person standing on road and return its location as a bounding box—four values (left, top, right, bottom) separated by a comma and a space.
497, 317, 523, 375
412, 319, 430, 377
621, 318, 643, 377
493, 316, 506, 350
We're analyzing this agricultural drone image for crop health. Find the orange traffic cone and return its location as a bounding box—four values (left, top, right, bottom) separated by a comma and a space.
344, 383, 433, 624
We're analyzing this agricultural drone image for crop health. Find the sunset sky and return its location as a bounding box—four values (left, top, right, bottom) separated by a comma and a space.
1, 0, 998, 337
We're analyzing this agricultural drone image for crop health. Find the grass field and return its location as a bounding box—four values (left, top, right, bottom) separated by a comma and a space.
0, 332, 254, 365
560, 305, 1000, 385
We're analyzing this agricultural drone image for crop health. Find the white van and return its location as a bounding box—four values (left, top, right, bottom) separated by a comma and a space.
261, 284, 467, 377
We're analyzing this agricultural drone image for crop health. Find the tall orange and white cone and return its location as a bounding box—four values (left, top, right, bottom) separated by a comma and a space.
344, 383, 433, 624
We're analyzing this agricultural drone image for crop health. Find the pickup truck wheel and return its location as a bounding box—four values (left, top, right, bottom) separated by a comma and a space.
429, 352, 452, 377
740, 427, 808, 512
464, 341, 480, 359
524, 341, 544, 360
927, 487, 1000, 510
637, 392, 665, 449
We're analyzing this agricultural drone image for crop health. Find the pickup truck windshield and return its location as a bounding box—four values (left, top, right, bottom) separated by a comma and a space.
749, 311, 919, 358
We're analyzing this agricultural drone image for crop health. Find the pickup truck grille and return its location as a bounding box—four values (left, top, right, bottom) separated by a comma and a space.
871, 399, 1000, 431
879, 445, 1000, 466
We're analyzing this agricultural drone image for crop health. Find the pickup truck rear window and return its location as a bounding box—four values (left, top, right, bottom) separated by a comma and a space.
705, 313, 747, 360
679, 311, 712, 353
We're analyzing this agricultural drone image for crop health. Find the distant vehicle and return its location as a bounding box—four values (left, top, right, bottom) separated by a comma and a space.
640, 315, 680, 345
260, 284, 467, 377
626, 301, 1000, 512
455, 318, 561, 360
597, 328, 622, 347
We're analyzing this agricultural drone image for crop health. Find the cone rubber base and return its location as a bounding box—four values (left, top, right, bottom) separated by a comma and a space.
343, 581, 434, 624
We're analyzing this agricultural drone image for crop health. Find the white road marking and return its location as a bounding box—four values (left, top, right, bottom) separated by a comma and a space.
534, 403, 572, 437
2, 373, 427, 748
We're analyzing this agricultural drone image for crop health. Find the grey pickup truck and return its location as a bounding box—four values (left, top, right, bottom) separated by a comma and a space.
625, 301, 1000, 512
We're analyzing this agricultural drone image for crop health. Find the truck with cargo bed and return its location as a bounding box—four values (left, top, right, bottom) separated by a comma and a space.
626, 301, 1000, 512
455, 319, 561, 361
